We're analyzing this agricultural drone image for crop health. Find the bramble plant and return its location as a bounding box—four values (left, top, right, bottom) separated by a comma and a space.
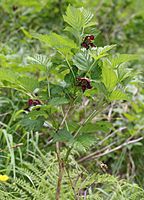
0, 5, 140, 199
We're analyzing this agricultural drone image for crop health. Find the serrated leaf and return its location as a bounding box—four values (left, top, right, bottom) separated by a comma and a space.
81, 121, 112, 133
27, 54, 52, 71
110, 54, 138, 68
64, 71, 75, 85
21, 116, 45, 131
63, 5, 83, 31
50, 85, 64, 96
32, 32, 77, 54
102, 66, 117, 92
109, 90, 128, 101
95, 82, 108, 95
64, 26, 80, 39
117, 65, 134, 85
63, 6, 94, 31
85, 27, 100, 37
73, 51, 94, 71
82, 8, 94, 27
91, 45, 116, 60
91, 63, 102, 80
18, 77, 39, 93
74, 133, 96, 152
98, 45, 116, 54
27, 109, 47, 119
53, 128, 73, 142
0, 69, 18, 83
84, 21, 96, 28
49, 97, 69, 106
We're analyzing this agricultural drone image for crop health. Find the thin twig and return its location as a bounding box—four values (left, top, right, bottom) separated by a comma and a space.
65, 57, 76, 80
107, 102, 115, 121
65, 165, 79, 200
60, 106, 71, 130
79, 137, 143, 163
65, 102, 107, 162
78, 142, 116, 163
55, 104, 72, 199
56, 142, 64, 200
128, 150, 136, 179
74, 103, 106, 139
97, 126, 126, 146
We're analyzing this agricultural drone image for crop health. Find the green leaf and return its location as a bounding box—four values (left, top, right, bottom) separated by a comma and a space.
0, 69, 40, 94
73, 51, 94, 71
50, 85, 64, 96
82, 8, 94, 28
64, 26, 80, 39
63, 6, 83, 31
21, 27, 32, 38
32, 32, 77, 54
117, 65, 134, 86
49, 97, 69, 106
18, 77, 39, 93
117, 65, 132, 82
0, 69, 18, 83
91, 45, 116, 60
109, 90, 128, 101
95, 82, 108, 95
53, 128, 73, 142
81, 121, 112, 133
123, 113, 137, 121
63, 6, 94, 30
97, 45, 116, 54
64, 71, 75, 86
64, 65, 78, 85
102, 66, 118, 92
110, 54, 138, 68
91, 62, 102, 80
27, 54, 52, 71
74, 133, 96, 151
27, 109, 47, 119
21, 116, 45, 131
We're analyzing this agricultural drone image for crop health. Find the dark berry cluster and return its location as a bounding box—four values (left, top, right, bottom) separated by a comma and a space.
77, 77, 92, 92
81, 35, 96, 50
24, 99, 42, 112
28, 99, 41, 107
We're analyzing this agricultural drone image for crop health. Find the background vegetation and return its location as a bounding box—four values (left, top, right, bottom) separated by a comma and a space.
0, 0, 144, 199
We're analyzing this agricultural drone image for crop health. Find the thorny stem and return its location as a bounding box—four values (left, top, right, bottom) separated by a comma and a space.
60, 106, 71, 131
74, 109, 97, 138
65, 165, 79, 200
65, 101, 107, 162
56, 142, 64, 200
55, 104, 72, 199
55, 91, 106, 198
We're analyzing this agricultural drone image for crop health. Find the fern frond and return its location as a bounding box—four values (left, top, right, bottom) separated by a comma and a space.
0, 153, 144, 200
